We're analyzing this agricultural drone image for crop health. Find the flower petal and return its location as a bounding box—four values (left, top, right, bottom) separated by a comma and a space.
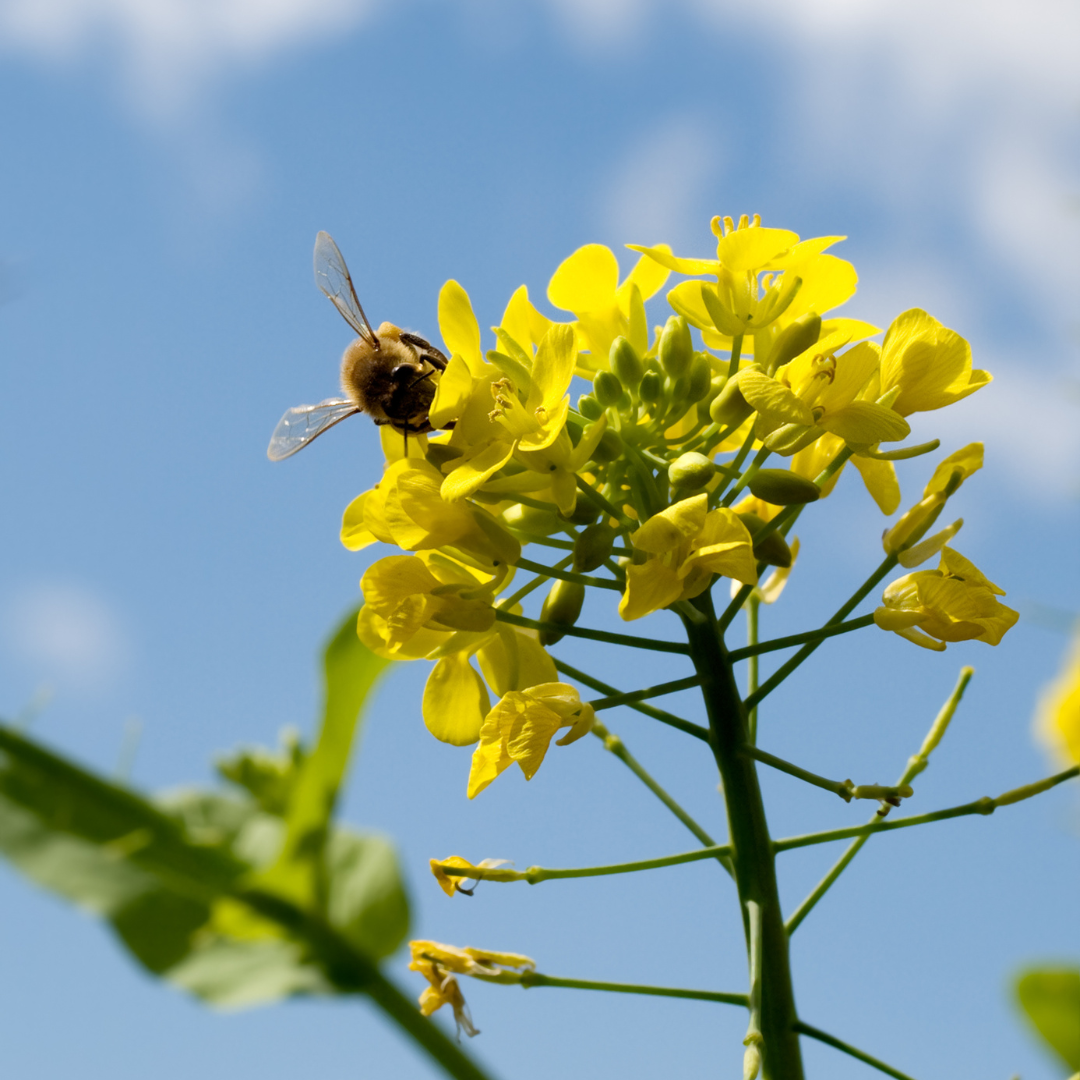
424, 653, 490, 746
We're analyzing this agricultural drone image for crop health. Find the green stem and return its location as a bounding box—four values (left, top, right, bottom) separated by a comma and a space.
774, 765, 1079, 853
513, 556, 623, 592
575, 475, 632, 528
784, 669, 974, 935
554, 658, 710, 742
727, 334, 744, 380
728, 614, 875, 663
744, 554, 897, 710
718, 582, 754, 634
591, 721, 733, 876
681, 591, 806, 1079
722, 445, 771, 507
713, 421, 759, 504
741, 744, 912, 804
747, 596, 760, 743
493, 609, 689, 655
498, 556, 572, 610
587, 674, 703, 712
519, 972, 748, 1008
436, 842, 735, 884
794, 1022, 917, 1080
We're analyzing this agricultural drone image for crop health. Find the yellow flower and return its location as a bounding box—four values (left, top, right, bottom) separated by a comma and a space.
547, 243, 671, 369
879, 309, 991, 416
619, 494, 758, 621
429, 856, 514, 897
874, 547, 1018, 651
1035, 630, 1080, 766
467, 682, 595, 798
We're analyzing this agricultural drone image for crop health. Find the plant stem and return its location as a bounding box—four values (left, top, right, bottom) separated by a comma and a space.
746, 596, 760, 744
774, 765, 1079, 853
514, 556, 623, 592
519, 972, 748, 1007
785, 668, 974, 934
587, 674, 703, 712
794, 1021, 917, 1080
591, 721, 733, 876
744, 554, 897, 710
741, 745, 912, 804
493, 609, 690, 655
497, 556, 573, 610
576, 475, 632, 527
728, 614, 876, 663
681, 591, 806, 1079
722, 445, 771, 507
554, 659, 710, 742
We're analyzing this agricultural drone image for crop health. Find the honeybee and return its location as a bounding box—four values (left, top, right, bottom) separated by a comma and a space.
267, 231, 449, 461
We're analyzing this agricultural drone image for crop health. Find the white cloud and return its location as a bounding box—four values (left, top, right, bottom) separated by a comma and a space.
599, 117, 717, 254
1, 582, 130, 692
0, 0, 379, 118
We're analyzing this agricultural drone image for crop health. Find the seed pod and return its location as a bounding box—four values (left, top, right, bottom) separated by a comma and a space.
686, 354, 713, 403
591, 428, 624, 463
659, 315, 693, 377
765, 312, 821, 374
639, 371, 663, 404
747, 468, 821, 506
594, 371, 624, 408
669, 452, 715, 492
573, 522, 617, 572
539, 579, 586, 645
577, 393, 603, 421
610, 336, 644, 391
710, 374, 754, 428
737, 511, 793, 568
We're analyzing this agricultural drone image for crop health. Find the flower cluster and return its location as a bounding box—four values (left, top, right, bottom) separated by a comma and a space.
341, 213, 1011, 799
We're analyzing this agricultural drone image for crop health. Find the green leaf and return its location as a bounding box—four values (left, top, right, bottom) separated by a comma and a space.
1016, 967, 1080, 1070
216, 729, 306, 816
253, 608, 390, 909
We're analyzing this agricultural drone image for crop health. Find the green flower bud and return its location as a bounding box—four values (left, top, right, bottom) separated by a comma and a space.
659, 315, 693, 377
669, 452, 715, 492
573, 522, 617, 572
591, 428, 624, 463
609, 336, 644, 391
559, 499, 601, 526
764, 311, 821, 374
671, 375, 689, 401
747, 468, 821, 505
686, 354, 713, 403
737, 512, 793, 568
577, 393, 603, 421
709, 374, 754, 428
639, 371, 663, 403
762, 423, 822, 456
503, 502, 562, 535
594, 370, 624, 408
538, 579, 586, 645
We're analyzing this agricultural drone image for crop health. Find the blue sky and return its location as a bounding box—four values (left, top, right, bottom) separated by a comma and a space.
1, 1, 1078, 1077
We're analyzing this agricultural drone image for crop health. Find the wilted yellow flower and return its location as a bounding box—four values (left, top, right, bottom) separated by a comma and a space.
429, 856, 515, 897
1035, 630, 1080, 767
620, 495, 758, 621
879, 309, 991, 416
467, 682, 595, 798
874, 547, 1018, 651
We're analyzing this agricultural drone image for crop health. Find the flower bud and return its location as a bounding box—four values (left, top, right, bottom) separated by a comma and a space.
639, 370, 663, 404
577, 393, 603, 421
747, 468, 821, 506
738, 512, 793, 568
573, 522, 617, 572
539, 579, 586, 645
710, 375, 754, 428
559, 499, 600, 526
762, 422, 821, 456
591, 428, 624, 464
609, 336, 644, 391
765, 311, 821, 374
503, 502, 563, 536
593, 370, 624, 408
669, 452, 715, 492
659, 315, 693, 377
882, 492, 945, 555
686, 354, 713, 403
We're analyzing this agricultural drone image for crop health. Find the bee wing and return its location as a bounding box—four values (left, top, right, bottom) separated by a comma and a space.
267, 397, 361, 461
313, 231, 378, 344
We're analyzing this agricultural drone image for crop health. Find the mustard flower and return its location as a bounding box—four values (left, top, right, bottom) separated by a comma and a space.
874, 547, 1018, 651
1035, 630, 1080, 767
619, 494, 759, 621
467, 683, 596, 798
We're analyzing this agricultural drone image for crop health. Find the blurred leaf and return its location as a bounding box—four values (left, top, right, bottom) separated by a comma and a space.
326, 831, 409, 960
217, 728, 306, 816
254, 608, 390, 909
1016, 967, 1080, 1070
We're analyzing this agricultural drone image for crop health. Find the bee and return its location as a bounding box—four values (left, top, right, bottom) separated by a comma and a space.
267, 231, 449, 461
